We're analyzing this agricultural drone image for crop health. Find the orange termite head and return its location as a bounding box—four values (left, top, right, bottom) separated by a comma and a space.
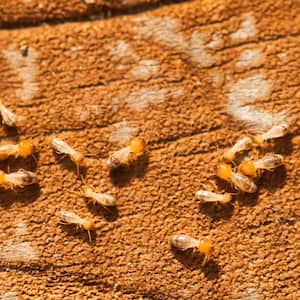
0, 170, 5, 184
129, 137, 145, 157
18, 140, 35, 158
216, 163, 232, 181
74, 152, 87, 167
198, 238, 213, 255
252, 135, 264, 146
83, 218, 96, 231
239, 160, 256, 177
198, 238, 213, 266
223, 149, 235, 162
220, 193, 232, 204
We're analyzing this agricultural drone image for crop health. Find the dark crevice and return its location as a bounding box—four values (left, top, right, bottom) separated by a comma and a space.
0, 0, 189, 30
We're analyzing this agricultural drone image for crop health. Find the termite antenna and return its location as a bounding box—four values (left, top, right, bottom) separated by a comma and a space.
87, 230, 92, 242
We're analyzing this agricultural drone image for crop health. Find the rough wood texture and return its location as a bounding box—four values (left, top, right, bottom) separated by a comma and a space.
0, 0, 299, 299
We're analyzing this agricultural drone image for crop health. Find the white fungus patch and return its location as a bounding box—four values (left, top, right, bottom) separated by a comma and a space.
126, 87, 167, 111
16, 220, 28, 236
125, 86, 184, 111
130, 59, 160, 80
207, 33, 224, 49
1, 291, 19, 300
227, 74, 286, 130
134, 16, 185, 49
109, 121, 138, 145
134, 16, 218, 68
109, 40, 137, 60
210, 71, 225, 88
231, 13, 258, 41
227, 74, 271, 104
234, 287, 260, 300
111, 97, 121, 113
3, 48, 39, 101
0, 241, 38, 262
236, 48, 265, 70
188, 32, 216, 67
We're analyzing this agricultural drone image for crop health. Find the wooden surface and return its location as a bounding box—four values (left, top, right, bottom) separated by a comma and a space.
0, 0, 299, 299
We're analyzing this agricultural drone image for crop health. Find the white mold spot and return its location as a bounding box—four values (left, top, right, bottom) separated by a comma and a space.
236, 49, 265, 70
109, 121, 138, 145
126, 87, 167, 111
1, 291, 19, 300
207, 33, 224, 49
134, 16, 185, 49
0, 241, 38, 262
109, 40, 137, 60
16, 220, 28, 236
227, 74, 271, 104
210, 71, 225, 88
134, 17, 218, 68
2, 48, 39, 101
111, 97, 121, 113
227, 74, 286, 130
231, 13, 258, 41
130, 59, 160, 80
189, 32, 216, 67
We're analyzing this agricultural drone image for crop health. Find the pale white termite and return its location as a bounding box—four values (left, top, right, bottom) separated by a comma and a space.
82, 186, 116, 207
52, 138, 86, 175
60, 210, 95, 242
0, 140, 35, 160
253, 123, 289, 145
0, 169, 38, 189
223, 136, 253, 162
239, 154, 284, 177
106, 137, 145, 170
170, 234, 213, 266
0, 101, 17, 127
196, 190, 232, 205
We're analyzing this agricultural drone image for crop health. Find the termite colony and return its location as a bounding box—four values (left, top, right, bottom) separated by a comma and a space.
0, 96, 291, 269
176, 123, 288, 266
196, 123, 288, 205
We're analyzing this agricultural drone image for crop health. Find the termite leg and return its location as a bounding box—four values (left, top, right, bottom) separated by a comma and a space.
87, 230, 92, 242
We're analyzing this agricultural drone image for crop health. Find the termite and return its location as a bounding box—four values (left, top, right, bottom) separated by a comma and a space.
82, 185, 116, 208
216, 163, 257, 193
60, 210, 95, 242
52, 138, 86, 175
170, 234, 213, 266
0, 140, 35, 160
0, 169, 38, 189
253, 123, 289, 145
239, 154, 284, 177
223, 136, 253, 162
196, 190, 232, 205
0, 101, 17, 127
106, 137, 145, 170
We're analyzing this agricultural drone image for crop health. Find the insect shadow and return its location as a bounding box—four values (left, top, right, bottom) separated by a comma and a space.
171, 248, 221, 280
109, 152, 149, 187
199, 201, 234, 220
2, 124, 19, 137
60, 223, 96, 243
272, 134, 294, 155
259, 165, 287, 192
86, 201, 119, 222
0, 183, 40, 208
